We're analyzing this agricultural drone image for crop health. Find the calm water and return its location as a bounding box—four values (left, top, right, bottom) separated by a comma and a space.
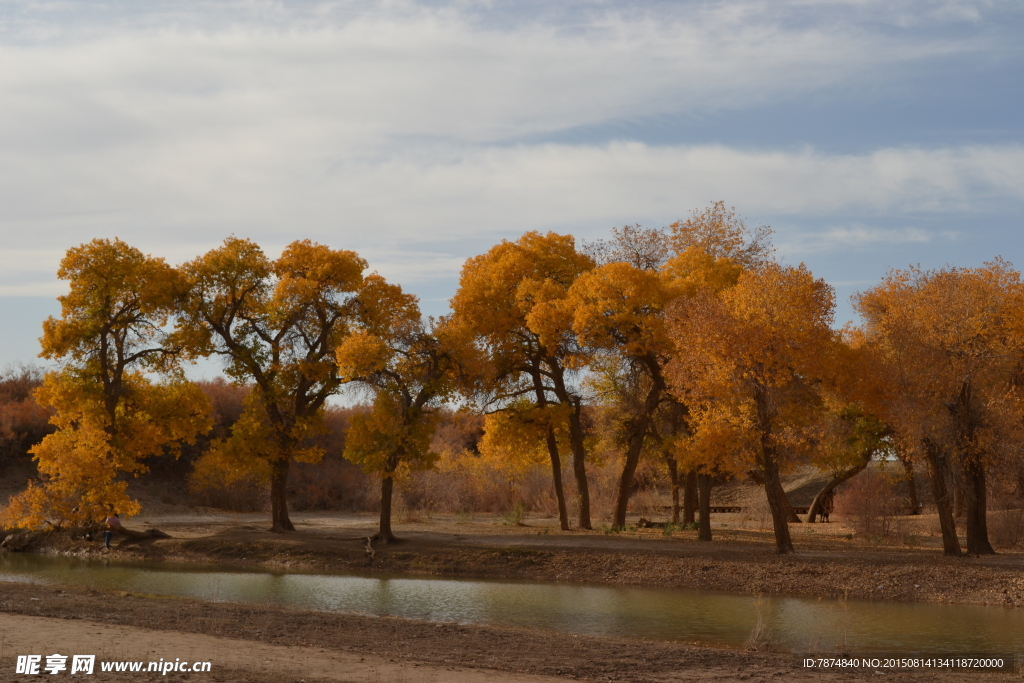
1, 552, 1021, 654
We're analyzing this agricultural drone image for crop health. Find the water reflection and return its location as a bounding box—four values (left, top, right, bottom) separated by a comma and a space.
1, 552, 1020, 654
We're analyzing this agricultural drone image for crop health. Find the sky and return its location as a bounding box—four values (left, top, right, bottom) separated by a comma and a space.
1, 0, 1022, 373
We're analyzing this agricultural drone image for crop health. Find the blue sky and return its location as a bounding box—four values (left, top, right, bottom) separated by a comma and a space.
1, 0, 1022, 372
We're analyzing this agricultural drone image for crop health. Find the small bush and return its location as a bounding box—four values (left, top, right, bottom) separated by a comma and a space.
190, 475, 267, 512
290, 454, 375, 511
502, 502, 525, 526
742, 498, 772, 531
989, 501, 1024, 549
834, 469, 905, 540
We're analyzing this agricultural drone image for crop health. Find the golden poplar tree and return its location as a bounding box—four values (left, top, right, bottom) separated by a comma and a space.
450, 232, 595, 530
569, 204, 761, 530
853, 261, 1024, 555
336, 276, 460, 543
177, 238, 365, 532
2, 239, 210, 529
668, 263, 836, 553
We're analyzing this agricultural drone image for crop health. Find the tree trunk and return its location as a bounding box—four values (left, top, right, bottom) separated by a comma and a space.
899, 455, 920, 510
378, 474, 396, 543
953, 480, 966, 518
546, 427, 570, 531
612, 358, 665, 529
951, 377, 992, 554
964, 459, 995, 555
683, 470, 697, 525
753, 384, 793, 554
697, 473, 713, 542
924, 439, 962, 556
808, 450, 873, 523
550, 365, 592, 530
785, 499, 802, 524
567, 401, 592, 530
762, 452, 794, 553
533, 368, 570, 531
665, 455, 681, 524
269, 458, 295, 533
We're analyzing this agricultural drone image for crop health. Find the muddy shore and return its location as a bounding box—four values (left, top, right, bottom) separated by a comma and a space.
7, 510, 1023, 608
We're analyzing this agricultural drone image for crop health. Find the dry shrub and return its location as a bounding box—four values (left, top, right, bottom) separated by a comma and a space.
742, 497, 773, 531
632, 488, 666, 519
834, 468, 905, 540
190, 475, 267, 512
584, 461, 622, 522
989, 508, 1024, 548
988, 491, 1024, 549
0, 365, 52, 473
397, 448, 560, 516
291, 453, 375, 511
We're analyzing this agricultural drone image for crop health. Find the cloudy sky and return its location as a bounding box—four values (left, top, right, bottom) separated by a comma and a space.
1, 0, 1022, 369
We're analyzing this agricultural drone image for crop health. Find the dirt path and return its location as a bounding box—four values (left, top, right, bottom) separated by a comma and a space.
0, 612, 560, 683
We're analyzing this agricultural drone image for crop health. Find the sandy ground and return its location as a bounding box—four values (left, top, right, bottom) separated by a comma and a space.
0, 581, 1015, 682
0, 612, 561, 683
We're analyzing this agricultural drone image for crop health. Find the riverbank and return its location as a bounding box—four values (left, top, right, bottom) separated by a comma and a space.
0, 580, 1014, 682
6, 510, 1023, 608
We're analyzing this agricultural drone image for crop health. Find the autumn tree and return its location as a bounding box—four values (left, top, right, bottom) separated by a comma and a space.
567, 261, 674, 529
176, 238, 365, 532
450, 232, 595, 530
2, 239, 210, 529
585, 224, 698, 524
668, 263, 836, 554
572, 205, 762, 530
667, 201, 773, 268
853, 262, 1024, 555
336, 276, 459, 543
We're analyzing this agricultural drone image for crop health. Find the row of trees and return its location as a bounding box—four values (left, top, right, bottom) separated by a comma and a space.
4, 203, 1024, 556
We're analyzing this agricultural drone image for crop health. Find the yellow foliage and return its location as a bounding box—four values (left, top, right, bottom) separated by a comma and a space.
668, 262, 837, 473
336, 331, 390, 378
40, 238, 182, 372
567, 262, 672, 357
3, 372, 210, 529
344, 393, 439, 477
853, 260, 1024, 466
451, 231, 594, 364
477, 403, 569, 495
4, 238, 209, 529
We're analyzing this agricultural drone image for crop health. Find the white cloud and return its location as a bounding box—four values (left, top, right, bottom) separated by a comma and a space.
777, 224, 938, 257
3, 139, 1022, 256
0, 0, 1021, 304
0, 1, 998, 154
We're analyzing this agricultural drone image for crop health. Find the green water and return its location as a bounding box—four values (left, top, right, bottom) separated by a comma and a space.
1, 552, 1020, 655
